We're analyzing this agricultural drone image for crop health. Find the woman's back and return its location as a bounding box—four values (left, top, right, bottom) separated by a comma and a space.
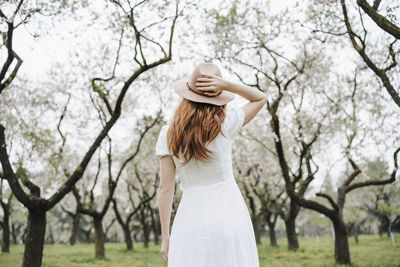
155, 107, 244, 190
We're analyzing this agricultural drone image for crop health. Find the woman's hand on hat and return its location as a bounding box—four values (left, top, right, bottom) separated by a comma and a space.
195, 74, 226, 96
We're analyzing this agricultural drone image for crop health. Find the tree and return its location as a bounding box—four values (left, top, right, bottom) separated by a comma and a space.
239, 164, 284, 247
0, 1, 180, 266
356, 0, 400, 39
237, 166, 264, 245
73, 113, 159, 258
60, 198, 81, 246
112, 167, 158, 250
365, 180, 400, 244
288, 147, 399, 264
11, 220, 24, 245
341, 0, 400, 108
281, 70, 400, 264
0, 178, 13, 253
234, 135, 284, 247
305, 0, 400, 108
133, 164, 159, 248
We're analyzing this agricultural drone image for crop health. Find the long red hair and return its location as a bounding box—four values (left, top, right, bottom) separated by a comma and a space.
167, 98, 227, 165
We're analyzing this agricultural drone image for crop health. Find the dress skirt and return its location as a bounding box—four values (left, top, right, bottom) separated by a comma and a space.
167, 178, 260, 267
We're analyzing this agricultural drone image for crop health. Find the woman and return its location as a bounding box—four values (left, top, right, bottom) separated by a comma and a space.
156, 62, 267, 267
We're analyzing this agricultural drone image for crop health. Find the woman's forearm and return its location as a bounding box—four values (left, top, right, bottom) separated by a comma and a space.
224, 80, 267, 102
158, 156, 176, 240
158, 186, 175, 239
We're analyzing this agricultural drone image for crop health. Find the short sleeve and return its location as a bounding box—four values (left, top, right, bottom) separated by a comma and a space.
222, 107, 245, 139
155, 125, 172, 157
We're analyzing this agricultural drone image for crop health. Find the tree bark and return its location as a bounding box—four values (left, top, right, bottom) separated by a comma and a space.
354, 233, 359, 244
70, 214, 80, 245
46, 223, 55, 244
284, 217, 299, 250
333, 217, 351, 265
1, 201, 10, 252
1, 217, 10, 253
93, 216, 105, 259
265, 213, 278, 247
11, 223, 18, 244
267, 222, 278, 247
252, 216, 261, 244
123, 227, 133, 250
382, 216, 391, 237
142, 223, 150, 248
341, 0, 400, 108
152, 222, 160, 245
150, 208, 160, 245
140, 207, 150, 248
388, 221, 396, 245
348, 222, 360, 244
23, 210, 46, 267
356, 0, 400, 39
112, 199, 134, 250
83, 226, 92, 243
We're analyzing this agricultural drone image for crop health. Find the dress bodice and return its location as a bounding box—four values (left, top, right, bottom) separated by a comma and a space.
155, 107, 245, 191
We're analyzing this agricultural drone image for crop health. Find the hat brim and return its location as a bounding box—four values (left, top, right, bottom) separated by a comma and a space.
173, 75, 235, 106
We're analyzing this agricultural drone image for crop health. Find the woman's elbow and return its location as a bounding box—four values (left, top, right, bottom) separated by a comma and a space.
260, 93, 268, 104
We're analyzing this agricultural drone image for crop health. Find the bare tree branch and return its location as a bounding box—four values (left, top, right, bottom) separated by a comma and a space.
341, 0, 400, 108
346, 147, 400, 193
372, 0, 381, 11
316, 192, 339, 212
91, 29, 124, 115
0, 22, 23, 94
56, 94, 71, 155
357, 0, 400, 39
0, 125, 31, 208
342, 158, 362, 186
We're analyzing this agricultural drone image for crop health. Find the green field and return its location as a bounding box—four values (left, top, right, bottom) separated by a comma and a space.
0, 235, 399, 267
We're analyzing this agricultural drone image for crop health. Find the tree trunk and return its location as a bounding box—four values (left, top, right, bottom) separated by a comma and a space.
133, 230, 139, 242
354, 224, 359, 244
140, 208, 150, 248
252, 216, 261, 244
267, 222, 278, 247
143, 222, 150, 248
153, 224, 159, 245
385, 217, 391, 238
47, 223, 55, 244
93, 216, 105, 259
70, 214, 80, 245
1, 208, 10, 252
388, 221, 396, 246
333, 218, 351, 265
284, 218, 299, 250
22, 210, 46, 267
150, 209, 160, 245
123, 226, 133, 250
11, 223, 18, 245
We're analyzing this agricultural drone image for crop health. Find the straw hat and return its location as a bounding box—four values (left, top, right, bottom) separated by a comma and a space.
173, 62, 235, 106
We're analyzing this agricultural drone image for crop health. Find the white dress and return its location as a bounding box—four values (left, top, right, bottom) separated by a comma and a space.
155, 107, 260, 267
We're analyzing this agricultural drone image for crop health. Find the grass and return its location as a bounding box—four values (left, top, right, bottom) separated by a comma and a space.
0, 234, 399, 266
258, 234, 400, 267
